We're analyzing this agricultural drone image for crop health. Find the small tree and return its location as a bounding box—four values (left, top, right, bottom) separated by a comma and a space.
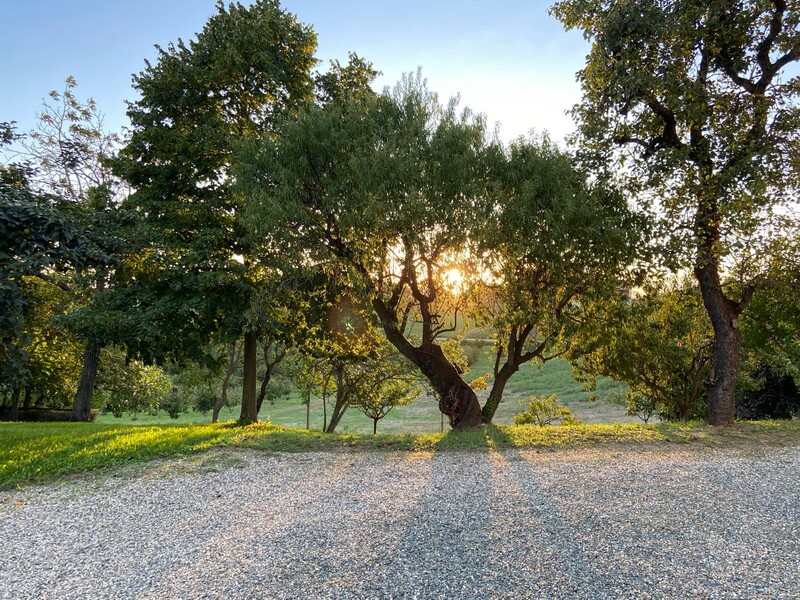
514, 394, 581, 426
349, 346, 421, 435
569, 277, 713, 422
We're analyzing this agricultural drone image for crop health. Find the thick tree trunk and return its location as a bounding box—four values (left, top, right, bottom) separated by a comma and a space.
70, 341, 101, 422
373, 299, 481, 429
424, 348, 482, 430
482, 362, 518, 423
696, 267, 741, 426
239, 332, 258, 423
23, 387, 32, 410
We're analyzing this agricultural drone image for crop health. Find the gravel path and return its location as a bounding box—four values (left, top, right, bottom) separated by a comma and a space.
1, 445, 798, 599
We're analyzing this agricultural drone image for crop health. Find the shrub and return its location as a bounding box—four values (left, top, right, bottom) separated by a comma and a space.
736, 365, 799, 420
514, 393, 582, 426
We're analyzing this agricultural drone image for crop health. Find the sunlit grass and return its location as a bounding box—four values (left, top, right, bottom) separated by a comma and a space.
1, 420, 798, 489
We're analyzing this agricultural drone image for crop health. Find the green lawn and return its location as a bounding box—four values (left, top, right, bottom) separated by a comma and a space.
95, 357, 633, 434
2, 420, 799, 490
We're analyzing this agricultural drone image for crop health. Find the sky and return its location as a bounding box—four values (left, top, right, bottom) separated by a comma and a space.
1, 0, 590, 145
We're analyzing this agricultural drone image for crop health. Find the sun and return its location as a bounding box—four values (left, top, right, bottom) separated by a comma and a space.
443, 267, 465, 294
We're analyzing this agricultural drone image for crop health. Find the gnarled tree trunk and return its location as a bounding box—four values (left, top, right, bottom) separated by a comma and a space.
71, 341, 101, 421
372, 298, 482, 429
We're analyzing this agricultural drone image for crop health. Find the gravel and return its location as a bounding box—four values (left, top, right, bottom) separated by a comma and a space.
1, 445, 798, 599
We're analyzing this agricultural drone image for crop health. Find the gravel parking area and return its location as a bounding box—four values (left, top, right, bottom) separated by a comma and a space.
1, 445, 798, 599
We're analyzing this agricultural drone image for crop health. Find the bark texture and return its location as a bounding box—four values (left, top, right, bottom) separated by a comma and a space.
696, 264, 742, 426
239, 332, 258, 423
70, 341, 101, 422
372, 298, 482, 429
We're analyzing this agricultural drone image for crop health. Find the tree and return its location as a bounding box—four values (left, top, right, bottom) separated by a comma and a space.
513, 393, 581, 426
4, 79, 126, 421
111, 0, 318, 423
0, 156, 88, 419
477, 135, 646, 422
16, 76, 122, 203
568, 277, 713, 422
237, 74, 490, 428
352, 359, 420, 435
551, 0, 800, 425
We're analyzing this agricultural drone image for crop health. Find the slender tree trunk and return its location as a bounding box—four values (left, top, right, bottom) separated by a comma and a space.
10, 387, 20, 421
256, 340, 287, 414
373, 417, 378, 435
70, 341, 101, 421
306, 391, 311, 430
481, 362, 518, 423
23, 387, 32, 410
322, 393, 327, 431
213, 341, 242, 423
239, 332, 258, 423
325, 367, 348, 433
256, 373, 270, 415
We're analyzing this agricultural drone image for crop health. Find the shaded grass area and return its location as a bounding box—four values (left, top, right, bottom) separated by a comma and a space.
2, 420, 799, 490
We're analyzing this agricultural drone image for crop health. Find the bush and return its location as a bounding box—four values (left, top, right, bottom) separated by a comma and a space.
514, 393, 581, 426
192, 391, 219, 414
160, 392, 189, 419
736, 365, 799, 420
461, 340, 486, 367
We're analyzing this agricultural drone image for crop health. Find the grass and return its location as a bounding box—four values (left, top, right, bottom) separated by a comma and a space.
2, 419, 799, 490
93, 357, 634, 434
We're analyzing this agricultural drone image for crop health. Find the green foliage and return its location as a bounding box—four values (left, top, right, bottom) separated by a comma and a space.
551, 0, 800, 424
16, 277, 83, 407
239, 71, 486, 281
348, 344, 422, 433
0, 164, 87, 389
740, 231, 800, 380
569, 277, 712, 422
736, 364, 799, 421
514, 393, 582, 426
624, 392, 659, 424
477, 134, 648, 421
96, 348, 172, 418
109, 0, 318, 362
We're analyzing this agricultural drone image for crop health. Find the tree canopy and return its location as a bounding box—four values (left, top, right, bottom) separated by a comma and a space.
551, 0, 800, 424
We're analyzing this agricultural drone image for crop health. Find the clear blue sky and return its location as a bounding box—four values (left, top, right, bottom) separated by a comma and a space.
1, 0, 589, 144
